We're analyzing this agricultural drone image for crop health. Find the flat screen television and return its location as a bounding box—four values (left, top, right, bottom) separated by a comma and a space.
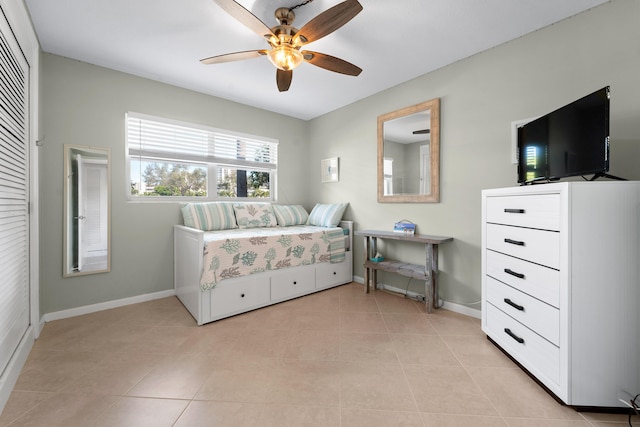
517, 86, 612, 184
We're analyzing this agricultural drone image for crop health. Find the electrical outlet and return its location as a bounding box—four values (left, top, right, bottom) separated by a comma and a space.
618, 390, 635, 409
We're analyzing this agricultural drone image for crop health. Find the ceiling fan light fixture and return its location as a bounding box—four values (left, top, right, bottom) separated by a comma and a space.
204, 0, 363, 91
267, 44, 303, 71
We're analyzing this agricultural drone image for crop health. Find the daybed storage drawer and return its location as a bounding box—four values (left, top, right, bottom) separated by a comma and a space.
485, 250, 560, 307
270, 266, 315, 301
486, 276, 559, 346
485, 223, 560, 269
208, 275, 270, 318
486, 194, 561, 231
485, 303, 560, 386
316, 261, 351, 289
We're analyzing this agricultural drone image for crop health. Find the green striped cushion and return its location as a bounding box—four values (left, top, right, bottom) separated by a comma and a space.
272, 204, 309, 226
307, 203, 348, 227
180, 202, 237, 231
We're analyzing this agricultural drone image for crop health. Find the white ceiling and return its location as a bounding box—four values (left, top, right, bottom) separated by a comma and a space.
385, 111, 431, 145
25, 0, 609, 120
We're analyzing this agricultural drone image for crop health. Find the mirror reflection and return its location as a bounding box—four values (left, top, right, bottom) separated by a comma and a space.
377, 98, 440, 203
63, 144, 111, 276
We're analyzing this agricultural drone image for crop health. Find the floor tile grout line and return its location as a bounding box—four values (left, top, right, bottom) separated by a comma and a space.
3, 391, 58, 427
396, 350, 429, 420
378, 296, 426, 419
439, 330, 507, 422
4, 287, 631, 425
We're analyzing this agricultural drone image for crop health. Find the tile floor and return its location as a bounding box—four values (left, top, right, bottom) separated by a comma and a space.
0, 282, 635, 426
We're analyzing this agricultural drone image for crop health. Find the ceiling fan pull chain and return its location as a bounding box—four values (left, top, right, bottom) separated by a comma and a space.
289, 0, 314, 11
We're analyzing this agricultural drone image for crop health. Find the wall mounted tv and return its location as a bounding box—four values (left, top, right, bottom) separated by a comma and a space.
517, 86, 620, 185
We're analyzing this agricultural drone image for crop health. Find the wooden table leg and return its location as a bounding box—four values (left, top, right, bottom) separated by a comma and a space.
425, 243, 434, 313
363, 236, 370, 293
432, 245, 440, 309
371, 237, 377, 292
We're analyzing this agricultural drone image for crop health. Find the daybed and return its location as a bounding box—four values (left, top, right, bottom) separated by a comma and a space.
174, 202, 353, 325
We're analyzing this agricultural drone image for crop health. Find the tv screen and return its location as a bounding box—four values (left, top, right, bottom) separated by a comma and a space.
517, 86, 610, 184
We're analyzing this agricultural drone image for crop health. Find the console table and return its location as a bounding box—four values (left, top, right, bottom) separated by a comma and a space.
355, 230, 453, 313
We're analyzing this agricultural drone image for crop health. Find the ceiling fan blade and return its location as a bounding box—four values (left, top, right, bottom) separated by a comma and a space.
413, 129, 430, 135
212, 0, 276, 41
303, 51, 362, 76
276, 69, 293, 92
200, 50, 267, 64
296, 0, 363, 44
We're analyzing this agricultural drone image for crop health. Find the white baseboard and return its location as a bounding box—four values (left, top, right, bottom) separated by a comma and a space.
351, 275, 481, 319
352, 275, 365, 285
439, 300, 481, 319
0, 326, 35, 416
41, 278, 482, 324
42, 289, 176, 323
3, 289, 176, 414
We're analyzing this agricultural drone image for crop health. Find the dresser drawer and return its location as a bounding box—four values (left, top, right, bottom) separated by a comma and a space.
270, 266, 315, 301
209, 275, 270, 318
486, 276, 559, 345
485, 303, 560, 386
486, 193, 561, 231
316, 260, 351, 289
486, 223, 560, 269
486, 250, 560, 307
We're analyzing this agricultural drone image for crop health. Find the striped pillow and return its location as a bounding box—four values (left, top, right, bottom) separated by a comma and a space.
272, 204, 309, 226
307, 203, 348, 227
180, 202, 237, 231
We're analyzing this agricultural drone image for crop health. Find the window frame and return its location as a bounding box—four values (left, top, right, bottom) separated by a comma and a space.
125, 112, 278, 202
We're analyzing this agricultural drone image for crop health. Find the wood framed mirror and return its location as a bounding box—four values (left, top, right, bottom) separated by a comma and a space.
63, 144, 111, 276
377, 98, 440, 203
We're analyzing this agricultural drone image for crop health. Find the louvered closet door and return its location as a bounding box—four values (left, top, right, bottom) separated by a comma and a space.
0, 11, 30, 376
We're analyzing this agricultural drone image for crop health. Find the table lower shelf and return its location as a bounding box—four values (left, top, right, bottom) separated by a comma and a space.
357, 230, 452, 314
364, 259, 428, 281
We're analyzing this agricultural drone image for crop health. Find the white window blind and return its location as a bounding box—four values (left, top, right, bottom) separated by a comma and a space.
126, 113, 278, 170
0, 11, 29, 377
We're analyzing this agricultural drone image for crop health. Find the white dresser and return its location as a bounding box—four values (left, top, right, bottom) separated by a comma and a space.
481, 181, 640, 408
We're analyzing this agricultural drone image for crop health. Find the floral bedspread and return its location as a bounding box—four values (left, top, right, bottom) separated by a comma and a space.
200, 225, 346, 291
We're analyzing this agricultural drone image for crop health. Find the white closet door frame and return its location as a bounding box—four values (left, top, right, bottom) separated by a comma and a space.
0, 4, 29, 383
0, 0, 39, 416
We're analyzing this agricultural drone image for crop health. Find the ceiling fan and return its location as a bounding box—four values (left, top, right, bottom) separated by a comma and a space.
201, 0, 363, 92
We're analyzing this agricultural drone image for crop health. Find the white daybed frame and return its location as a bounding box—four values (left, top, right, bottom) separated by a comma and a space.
174, 220, 353, 325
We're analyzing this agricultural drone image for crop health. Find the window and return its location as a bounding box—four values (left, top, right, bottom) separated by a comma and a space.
524, 145, 538, 182
126, 113, 278, 200
383, 157, 393, 195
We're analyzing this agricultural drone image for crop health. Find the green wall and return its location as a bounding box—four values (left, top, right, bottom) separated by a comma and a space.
306, 0, 640, 307
39, 0, 640, 316
40, 54, 309, 314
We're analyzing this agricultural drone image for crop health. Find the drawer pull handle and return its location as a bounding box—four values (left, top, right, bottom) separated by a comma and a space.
293, 281, 297, 285
504, 238, 525, 246
504, 208, 525, 214
240, 293, 245, 298
504, 328, 525, 344
504, 268, 525, 279
504, 298, 525, 311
